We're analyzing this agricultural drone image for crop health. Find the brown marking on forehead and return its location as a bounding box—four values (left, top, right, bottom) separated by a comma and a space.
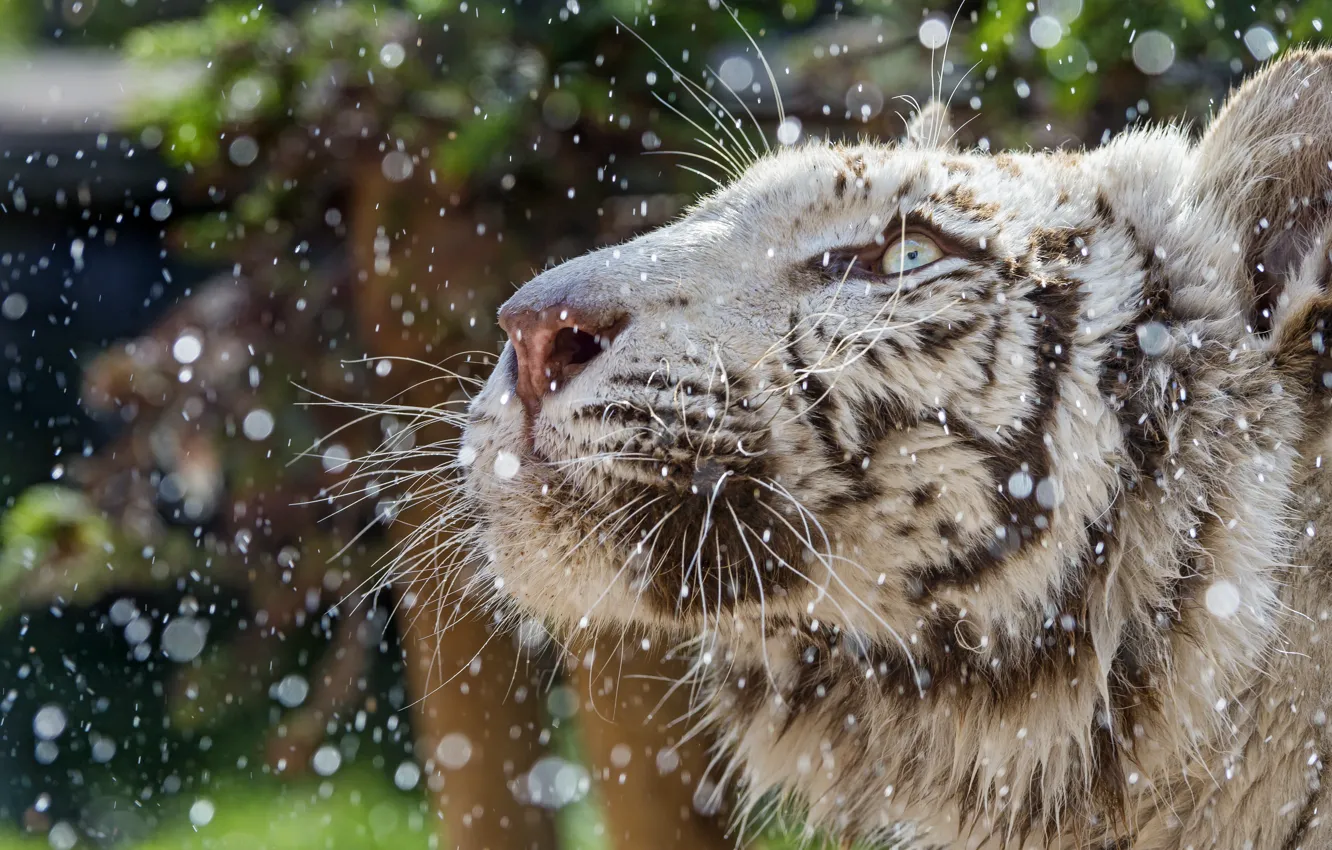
846, 154, 867, 179
937, 185, 1000, 221
993, 153, 1022, 176
834, 171, 848, 199
1029, 226, 1095, 265
1056, 188, 1071, 206
944, 159, 975, 176
844, 153, 873, 195
1050, 149, 1081, 168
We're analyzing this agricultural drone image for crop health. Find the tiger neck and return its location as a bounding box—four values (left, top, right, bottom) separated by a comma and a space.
709, 356, 1304, 841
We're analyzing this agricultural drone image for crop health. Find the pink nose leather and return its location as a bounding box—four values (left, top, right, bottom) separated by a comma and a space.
497, 304, 625, 417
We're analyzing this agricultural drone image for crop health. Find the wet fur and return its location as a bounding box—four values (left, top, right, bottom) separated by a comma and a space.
456, 49, 1332, 848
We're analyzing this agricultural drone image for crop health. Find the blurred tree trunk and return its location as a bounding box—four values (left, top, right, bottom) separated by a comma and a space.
575, 636, 732, 848
347, 156, 560, 850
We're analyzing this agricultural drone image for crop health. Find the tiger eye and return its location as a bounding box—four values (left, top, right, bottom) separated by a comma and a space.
881, 235, 944, 275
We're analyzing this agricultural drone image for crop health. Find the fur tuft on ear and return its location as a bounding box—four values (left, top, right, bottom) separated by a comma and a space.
1195, 47, 1332, 330
902, 100, 956, 150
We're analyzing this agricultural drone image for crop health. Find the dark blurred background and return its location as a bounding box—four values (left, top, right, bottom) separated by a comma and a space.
0, 1, 1326, 848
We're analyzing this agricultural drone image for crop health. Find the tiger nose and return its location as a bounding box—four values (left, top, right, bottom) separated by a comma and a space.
498, 303, 626, 417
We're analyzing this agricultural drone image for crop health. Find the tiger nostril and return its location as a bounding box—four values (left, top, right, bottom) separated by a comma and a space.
554, 326, 604, 371
499, 304, 625, 418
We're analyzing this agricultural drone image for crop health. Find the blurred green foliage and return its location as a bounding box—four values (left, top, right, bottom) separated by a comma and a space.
0, 485, 200, 619
115, 0, 1332, 272
971, 0, 1332, 138
0, 768, 431, 850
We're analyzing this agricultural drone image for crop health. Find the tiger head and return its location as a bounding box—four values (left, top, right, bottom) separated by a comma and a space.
457, 49, 1332, 681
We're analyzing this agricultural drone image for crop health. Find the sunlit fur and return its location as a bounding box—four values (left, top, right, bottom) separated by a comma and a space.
442, 49, 1332, 848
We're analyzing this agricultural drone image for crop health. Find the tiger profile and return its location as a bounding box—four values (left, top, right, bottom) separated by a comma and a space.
449, 48, 1332, 848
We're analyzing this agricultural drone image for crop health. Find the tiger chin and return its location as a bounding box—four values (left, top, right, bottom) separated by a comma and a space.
453, 48, 1332, 849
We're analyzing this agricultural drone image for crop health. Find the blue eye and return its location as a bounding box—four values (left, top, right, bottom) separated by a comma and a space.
881, 235, 944, 274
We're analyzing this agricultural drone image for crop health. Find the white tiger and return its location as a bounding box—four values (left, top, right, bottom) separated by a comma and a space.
449, 48, 1332, 848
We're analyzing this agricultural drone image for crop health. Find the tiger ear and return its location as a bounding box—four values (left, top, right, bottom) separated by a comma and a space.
1194, 48, 1332, 329
902, 101, 956, 150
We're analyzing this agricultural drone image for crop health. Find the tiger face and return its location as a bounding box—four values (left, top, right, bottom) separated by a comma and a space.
455, 49, 1332, 845
465, 134, 1135, 629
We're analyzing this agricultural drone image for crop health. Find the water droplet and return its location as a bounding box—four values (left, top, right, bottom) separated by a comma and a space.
655, 747, 680, 774
149, 198, 172, 221
918, 18, 949, 49
845, 81, 884, 122
1204, 579, 1241, 618
546, 685, 578, 719
311, 744, 342, 776
90, 736, 116, 763
717, 56, 754, 91
1132, 31, 1175, 75
228, 136, 259, 167
435, 732, 473, 770
393, 761, 421, 790
188, 799, 214, 827
33, 705, 67, 740
321, 444, 351, 474
1244, 25, 1279, 61
374, 359, 392, 377
161, 617, 207, 662
494, 451, 520, 479
542, 91, 581, 131
1136, 322, 1172, 357
379, 42, 406, 68
610, 743, 633, 768
1038, 0, 1082, 22
692, 778, 723, 816
172, 331, 202, 364
776, 117, 802, 146
109, 598, 138, 626
274, 674, 309, 708
1007, 471, 1034, 499
522, 756, 590, 809
1029, 15, 1063, 50
35, 740, 58, 765
242, 409, 275, 441
124, 617, 152, 646
230, 77, 265, 112
381, 151, 414, 183
2, 292, 28, 320
1035, 477, 1063, 510
48, 822, 77, 850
